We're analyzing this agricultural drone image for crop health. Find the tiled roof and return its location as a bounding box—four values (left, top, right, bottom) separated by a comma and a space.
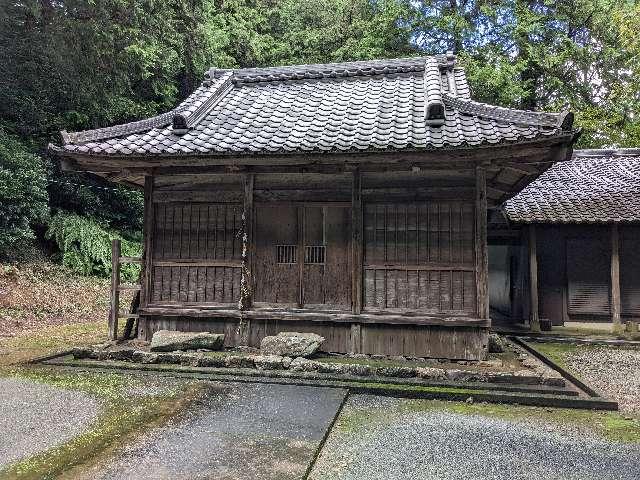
53, 55, 573, 158
503, 149, 640, 224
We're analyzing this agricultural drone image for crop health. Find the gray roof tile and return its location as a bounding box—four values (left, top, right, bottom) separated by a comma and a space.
503, 150, 640, 224
56, 56, 572, 157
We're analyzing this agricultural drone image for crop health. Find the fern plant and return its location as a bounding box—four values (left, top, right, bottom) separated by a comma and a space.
46, 212, 141, 281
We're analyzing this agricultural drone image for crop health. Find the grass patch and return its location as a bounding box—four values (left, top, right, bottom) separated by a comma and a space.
0, 321, 107, 366
314, 355, 420, 370
526, 342, 587, 370
0, 368, 204, 480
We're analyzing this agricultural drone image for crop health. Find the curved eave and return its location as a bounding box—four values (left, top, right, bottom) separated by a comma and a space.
49, 129, 578, 163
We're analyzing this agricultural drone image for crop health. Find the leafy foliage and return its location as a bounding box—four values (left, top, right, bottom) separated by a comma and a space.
1, 0, 639, 267
46, 212, 141, 281
0, 131, 48, 255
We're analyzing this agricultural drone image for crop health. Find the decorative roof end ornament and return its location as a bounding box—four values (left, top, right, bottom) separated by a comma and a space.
60, 130, 72, 145
172, 114, 189, 135
203, 67, 231, 86
424, 57, 446, 127
559, 111, 574, 131
173, 70, 235, 135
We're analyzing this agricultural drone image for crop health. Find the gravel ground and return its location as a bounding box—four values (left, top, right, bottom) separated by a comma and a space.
564, 346, 640, 413
0, 376, 101, 468
310, 395, 640, 480
81, 382, 346, 480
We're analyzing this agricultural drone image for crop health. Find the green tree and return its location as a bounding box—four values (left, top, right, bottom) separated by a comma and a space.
0, 131, 49, 255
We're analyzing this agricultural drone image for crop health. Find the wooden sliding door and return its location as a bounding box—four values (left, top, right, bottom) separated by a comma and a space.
253, 204, 351, 309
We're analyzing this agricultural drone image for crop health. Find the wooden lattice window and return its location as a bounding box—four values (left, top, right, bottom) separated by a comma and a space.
276, 245, 297, 264
304, 245, 326, 264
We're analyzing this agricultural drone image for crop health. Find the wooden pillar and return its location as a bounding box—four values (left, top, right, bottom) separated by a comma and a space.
351, 169, 363, 314
297, 206, 305, 308
141, 175, 155, 308
475, 167, 489, 321
241, 174, 254, 309
611, 223, 622, 329
528, 223, 540, 332
109, 239, 121, 340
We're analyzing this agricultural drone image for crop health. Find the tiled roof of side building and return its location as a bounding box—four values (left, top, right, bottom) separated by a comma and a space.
503, 149, 640, 224
52, 54, 574, 157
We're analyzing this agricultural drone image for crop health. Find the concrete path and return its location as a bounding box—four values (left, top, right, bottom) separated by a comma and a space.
85, 382, 346, 480
0, 376, 101, 468
310, 395, 640, 480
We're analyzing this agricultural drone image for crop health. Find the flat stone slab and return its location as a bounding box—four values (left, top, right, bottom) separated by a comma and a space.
310, 394, 640, 480
0, 376, 101, 469
87, 382, 346, 480
261, 332, 325, 357
150, 330, 225, 352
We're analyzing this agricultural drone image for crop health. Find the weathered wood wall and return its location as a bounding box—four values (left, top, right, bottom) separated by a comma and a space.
138, 315, 487, 360
149, 201, 243, 305
362, 202, 476, 313
140, 170, 488, 359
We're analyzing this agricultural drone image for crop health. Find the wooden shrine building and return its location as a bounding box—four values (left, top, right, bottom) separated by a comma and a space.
50, 55, 578, 360
492, 149, 640, 330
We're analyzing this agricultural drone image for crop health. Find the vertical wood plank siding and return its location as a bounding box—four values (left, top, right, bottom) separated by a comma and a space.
150, 202, 243, 304
362, 201, 476, 314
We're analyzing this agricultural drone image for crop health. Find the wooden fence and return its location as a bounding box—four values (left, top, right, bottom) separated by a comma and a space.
109, 239, 142, 340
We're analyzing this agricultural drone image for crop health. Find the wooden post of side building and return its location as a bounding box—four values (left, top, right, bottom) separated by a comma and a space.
528, 224, 540, 332
109, 239, 121, 340
610, 223, 622, 331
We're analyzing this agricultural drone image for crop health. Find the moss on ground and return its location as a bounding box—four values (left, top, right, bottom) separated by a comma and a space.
314, 355, 421, 369
0, 367, 204, 480
336, 396, 640, 443
527, 341, 589, 369
534, 325, 640, 340
314, 354, 516, 372
0, 321, 107, 366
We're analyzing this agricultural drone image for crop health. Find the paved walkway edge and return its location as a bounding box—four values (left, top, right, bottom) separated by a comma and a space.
303, 391, 350, 480
510, 337, 605, 399
42, 358, 618, 411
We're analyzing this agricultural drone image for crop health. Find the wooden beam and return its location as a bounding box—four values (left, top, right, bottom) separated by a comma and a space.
528, 224, 540, 332
109, 239, 121, 340
352, 169, 363, 314
153, 190, 242, 203
141, 176, 155, 308
611, 223, 622, 329
475, 167, 490, 321
138, 305, 490, 327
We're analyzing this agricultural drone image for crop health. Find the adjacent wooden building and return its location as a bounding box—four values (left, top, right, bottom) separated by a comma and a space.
51, 55, 577, 359
493, 149, 640, 329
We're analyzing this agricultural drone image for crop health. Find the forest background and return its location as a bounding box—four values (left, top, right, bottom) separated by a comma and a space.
1, 0, 638, 277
